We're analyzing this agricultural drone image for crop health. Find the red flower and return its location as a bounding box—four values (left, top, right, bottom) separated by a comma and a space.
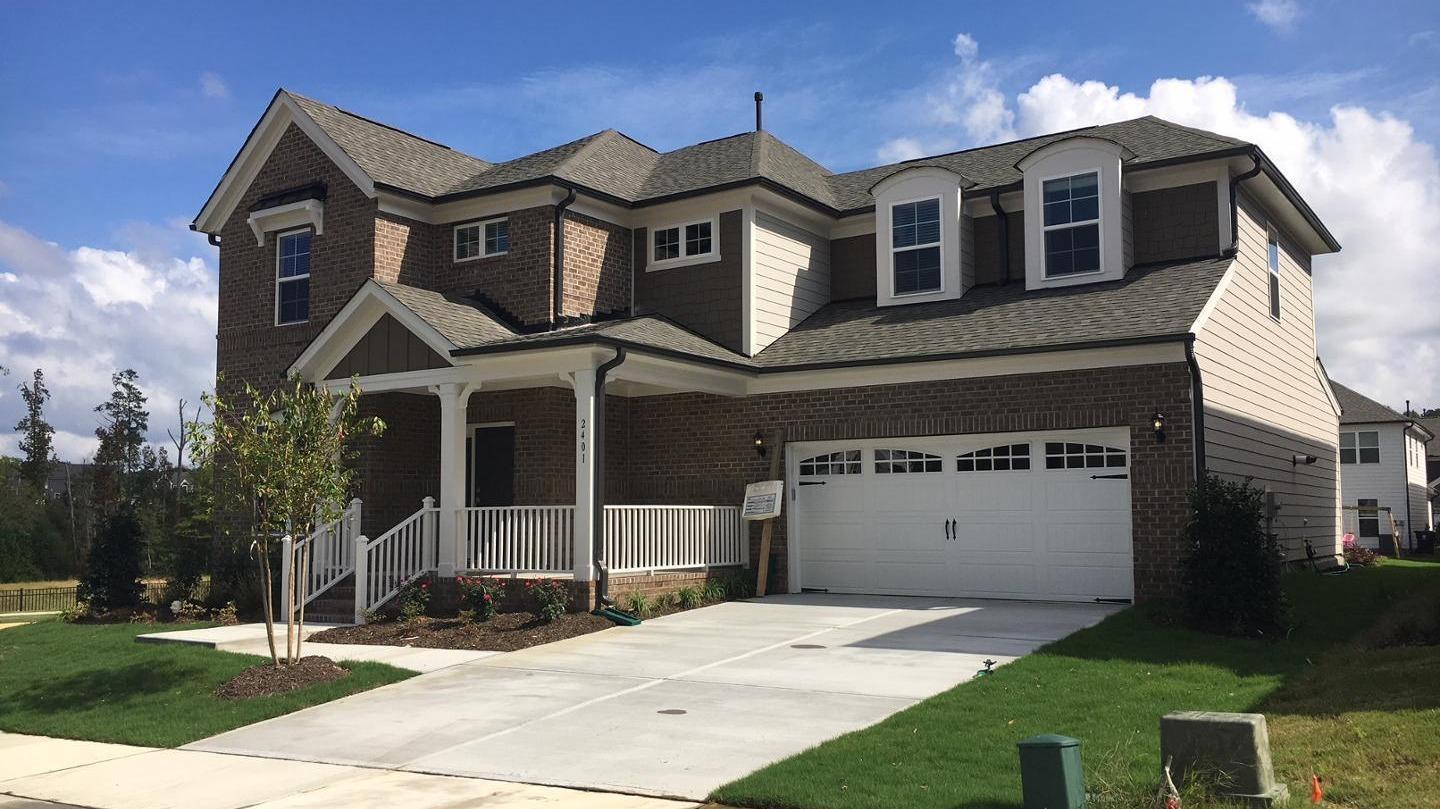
483, 593, 492, 601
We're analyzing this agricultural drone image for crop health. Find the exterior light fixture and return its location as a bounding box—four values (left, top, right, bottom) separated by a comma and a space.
1292, 453, 1318, 466
753, 431, 768, 458
1152, 412, 1167, 443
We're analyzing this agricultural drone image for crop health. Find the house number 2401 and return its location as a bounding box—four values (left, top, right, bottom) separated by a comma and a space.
577, 417, 587, 464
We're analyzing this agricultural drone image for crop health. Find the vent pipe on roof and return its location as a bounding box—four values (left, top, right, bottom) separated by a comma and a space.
754, 91, 764, 132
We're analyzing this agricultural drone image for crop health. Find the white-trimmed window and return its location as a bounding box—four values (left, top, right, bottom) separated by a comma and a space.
1044, 441, 1126, 470
957, 444, 1031, 472
1340, 431, 1379, 464
1267, 228, 1282, 320
651, 217, 715, 266
890, 197, 942, 295
1041, 172, 1101, 278
874, 448, 942, 474
454, 217, 509, 262
275, 229, 311, 325
799, 450, 861, 476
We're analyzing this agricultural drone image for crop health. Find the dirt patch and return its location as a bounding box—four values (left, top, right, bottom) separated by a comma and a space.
310, 611, 613, 652
215, 656, 350, 699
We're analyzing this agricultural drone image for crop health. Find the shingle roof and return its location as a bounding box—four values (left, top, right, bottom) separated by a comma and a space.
752, 256, 1231, 368
288, 90, 1249, 214
1330, 380, 1408, 425
376, 256, 1230, 372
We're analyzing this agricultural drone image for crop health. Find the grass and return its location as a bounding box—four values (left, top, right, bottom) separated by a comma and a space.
713, 559, 1440, 809
0, 621, 414, 747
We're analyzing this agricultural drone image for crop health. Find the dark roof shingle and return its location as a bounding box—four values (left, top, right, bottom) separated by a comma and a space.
1330, 380, 1408, 425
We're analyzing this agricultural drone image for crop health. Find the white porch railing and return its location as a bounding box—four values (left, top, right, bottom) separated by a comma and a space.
605, 505, 746, 573
354, 498, 438, 622
461, 505, 575, 573
297, 499, 362, 606
458, 504, 745, 575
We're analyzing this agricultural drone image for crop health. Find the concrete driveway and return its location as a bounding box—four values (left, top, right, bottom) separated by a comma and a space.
189, 594, 1119, 800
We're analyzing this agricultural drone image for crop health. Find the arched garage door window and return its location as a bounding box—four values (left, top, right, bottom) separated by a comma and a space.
874, 449, 943, 474
956, 443, 1031, 472
1044, 442, 1127, 469
799, 450, 862, 476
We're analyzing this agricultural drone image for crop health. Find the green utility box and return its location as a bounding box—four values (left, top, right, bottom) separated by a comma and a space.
1017, 734, 1085, 809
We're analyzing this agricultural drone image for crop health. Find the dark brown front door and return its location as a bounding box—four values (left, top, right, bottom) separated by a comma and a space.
467, 425, 515, 506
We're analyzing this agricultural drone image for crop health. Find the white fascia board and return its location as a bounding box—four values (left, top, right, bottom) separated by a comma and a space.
1187, 258, 1238, 334
289, 280, 458, 380
1314, 359, 1342, 418
248, 199, 324, 245
194, 93, 374, 235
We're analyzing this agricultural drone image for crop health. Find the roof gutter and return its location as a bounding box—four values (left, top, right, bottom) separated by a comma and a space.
989, 189, 1011, 284
553, 185, 577, 327
592, 346, 626, 607
1228, 153, 1263, 254
1184, 335, 1208, 483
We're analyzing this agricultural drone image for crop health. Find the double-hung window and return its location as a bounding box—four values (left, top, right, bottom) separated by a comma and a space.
1339, 431, 1379, 464
890, 197, 941, 295
1041, 172, 1101, 277
454, 217, 509, 261
1267, 229, 1282, 319
275, 229, 311, 325
651, 218, 714, 265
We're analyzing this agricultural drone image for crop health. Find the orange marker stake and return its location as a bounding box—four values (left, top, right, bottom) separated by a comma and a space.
1310, 774, 1324, 804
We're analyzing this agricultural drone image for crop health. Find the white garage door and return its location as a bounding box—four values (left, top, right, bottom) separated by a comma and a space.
788, 428, 1134, 602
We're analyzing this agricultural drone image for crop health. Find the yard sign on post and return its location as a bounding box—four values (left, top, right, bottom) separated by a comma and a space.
746, 428, 786, 596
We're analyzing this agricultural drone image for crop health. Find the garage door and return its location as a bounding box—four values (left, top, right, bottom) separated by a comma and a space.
788, 428, 1133, 602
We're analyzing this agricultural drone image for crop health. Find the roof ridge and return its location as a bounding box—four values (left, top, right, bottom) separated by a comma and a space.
553, 128, 631, 180
1141, 115, 1249, 149
283, 89, 470, 155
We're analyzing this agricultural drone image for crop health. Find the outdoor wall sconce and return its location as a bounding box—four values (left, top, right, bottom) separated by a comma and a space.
1292, 453, 1318, 466
1152, 412, 1167, 443
753, 431, 768, 458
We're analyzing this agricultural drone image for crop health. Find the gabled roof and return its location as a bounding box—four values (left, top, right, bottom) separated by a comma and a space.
1330, 380, 1412, 426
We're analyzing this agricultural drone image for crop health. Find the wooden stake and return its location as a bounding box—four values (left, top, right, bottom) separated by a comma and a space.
755, 428, 784, 597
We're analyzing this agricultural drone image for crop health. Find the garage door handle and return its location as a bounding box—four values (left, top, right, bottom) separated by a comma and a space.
798, 481, 827, 486
1090, 473, 1128, 479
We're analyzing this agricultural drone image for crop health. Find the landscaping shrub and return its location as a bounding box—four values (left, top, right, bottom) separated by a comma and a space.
1181, 475, 1288, 636
676, 586, 703, 609
722, 572, 756, 600
397, 578, 431, 621
526, 578, 570, 622
1343, 536, 1383, 567
456, 575, 507, 621
623, 591, 652, 617
79, 506, 145, 612
702, 580, 727, 602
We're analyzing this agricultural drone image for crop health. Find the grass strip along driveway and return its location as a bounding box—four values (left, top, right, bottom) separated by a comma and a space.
714, 559, 1440, 809
0, 622, 413, 747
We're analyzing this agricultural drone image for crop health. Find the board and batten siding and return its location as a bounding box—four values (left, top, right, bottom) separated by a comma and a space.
750, 210, 830, 354
1193, 192, 1341, 560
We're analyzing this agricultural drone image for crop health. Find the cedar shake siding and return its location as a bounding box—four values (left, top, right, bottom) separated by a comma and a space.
216, 123, 377, 399
633, 210, 744, 352
1132, 181, 1220, 265
828, 233, 877, 301
971, 211, 1026, 286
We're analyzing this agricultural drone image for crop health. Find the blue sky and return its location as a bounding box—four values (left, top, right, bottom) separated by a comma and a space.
1, 1, 1437, 459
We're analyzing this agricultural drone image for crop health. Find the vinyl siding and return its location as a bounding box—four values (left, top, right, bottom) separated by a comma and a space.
751, 210, 830, 353
1195, 192, 1341, 559
1338, 424, 1432, 545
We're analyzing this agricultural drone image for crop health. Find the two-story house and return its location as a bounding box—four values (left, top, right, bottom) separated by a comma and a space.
1329, 381, 1434, 551
192, 90, 1343, 620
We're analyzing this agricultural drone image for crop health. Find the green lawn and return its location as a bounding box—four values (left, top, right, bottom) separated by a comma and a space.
0, 621, 414, 747
714, 559, 1440, 809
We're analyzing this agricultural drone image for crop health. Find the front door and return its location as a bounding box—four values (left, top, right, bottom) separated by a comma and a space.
467, 425, 515, 506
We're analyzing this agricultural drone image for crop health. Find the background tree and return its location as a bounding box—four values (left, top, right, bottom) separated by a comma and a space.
15, 369, 56, 495
92, 369, 149, 512
189, 376, 383, 666
78, 505, 145, 612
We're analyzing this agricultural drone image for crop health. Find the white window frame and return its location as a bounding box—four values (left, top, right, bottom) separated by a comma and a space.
453, 216, 509, 263
1039, 170, 1104, 280
888, 194, 945, 298
1267, 227, 1282, 321
648, 216, 718, 270
1340, 430, 1380, 465
274, 227, 312, 327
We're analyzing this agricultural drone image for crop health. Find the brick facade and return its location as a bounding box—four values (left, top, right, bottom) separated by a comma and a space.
632, 210, 745, 352
560, 211, 631, 319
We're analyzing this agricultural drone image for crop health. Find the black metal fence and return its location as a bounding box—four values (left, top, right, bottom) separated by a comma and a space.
0, 581, 206, 614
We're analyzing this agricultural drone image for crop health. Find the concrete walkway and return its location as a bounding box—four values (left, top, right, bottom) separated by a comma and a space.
0, 733, 693, 809
138, 623, 496, 673
190, 594, 1119, 800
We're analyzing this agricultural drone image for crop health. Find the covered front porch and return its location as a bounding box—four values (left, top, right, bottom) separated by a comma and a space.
285, 282, 760, 622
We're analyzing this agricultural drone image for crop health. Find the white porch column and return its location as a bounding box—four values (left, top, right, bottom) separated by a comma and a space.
433, 382, 473, 577
572, 368, 597, 583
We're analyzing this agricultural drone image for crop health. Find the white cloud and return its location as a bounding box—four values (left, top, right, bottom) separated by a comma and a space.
884, 35, 1440, 409
0, 221, 217, 462
1248, 0, 1301, 32
200, 71, 229, 99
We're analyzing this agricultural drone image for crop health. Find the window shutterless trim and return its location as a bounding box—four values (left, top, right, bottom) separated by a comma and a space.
1266, 226, 1282, 321
887, 194, 944, 297
1039, 169, 1104, 280
274, 227, 311, 326
453, 216, 509, 262
648, 215, 718, 269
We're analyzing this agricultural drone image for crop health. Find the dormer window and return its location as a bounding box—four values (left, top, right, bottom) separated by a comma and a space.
891, 198, 942, 295
651, 217, 716, 267
1042, 172, 1101, 278
454, 217, 508, 262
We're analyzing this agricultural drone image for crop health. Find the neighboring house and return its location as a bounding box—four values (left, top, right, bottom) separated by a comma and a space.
1425, 417, 1440, 519
192, 89, 1343, 618
1329, 382, 1434, 550
43, 461, 93, 501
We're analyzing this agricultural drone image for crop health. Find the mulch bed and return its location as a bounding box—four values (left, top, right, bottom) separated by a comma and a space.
308, 610, 613, 652
214, 655, 349, 699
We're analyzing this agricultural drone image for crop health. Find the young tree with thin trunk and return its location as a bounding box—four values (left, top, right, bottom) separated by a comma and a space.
188, 376, 383, 666
15, 369, 55, 495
